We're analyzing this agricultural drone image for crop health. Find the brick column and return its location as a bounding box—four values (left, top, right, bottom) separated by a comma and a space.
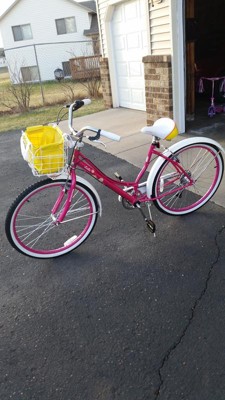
99, 57, 113, 109
142, 55, 173, 125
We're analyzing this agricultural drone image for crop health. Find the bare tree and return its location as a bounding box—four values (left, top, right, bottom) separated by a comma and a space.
2, 61, 33, 112
60, 81, 77, 103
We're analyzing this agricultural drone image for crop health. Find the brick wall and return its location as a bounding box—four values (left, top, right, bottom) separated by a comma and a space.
143, 55, 173, 125
99, 57, 113, 108
99, 55, 173, 124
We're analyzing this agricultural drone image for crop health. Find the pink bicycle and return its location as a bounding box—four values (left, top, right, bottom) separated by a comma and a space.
5, 100, 224, 258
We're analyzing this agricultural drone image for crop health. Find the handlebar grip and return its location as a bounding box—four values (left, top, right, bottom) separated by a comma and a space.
100, 129, 121, 142
82, 99, 91, 106
66, 99, 91, 108
73, 99, 91, 111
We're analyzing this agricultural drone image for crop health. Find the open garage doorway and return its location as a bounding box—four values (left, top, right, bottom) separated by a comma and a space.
185, 0, 225, 138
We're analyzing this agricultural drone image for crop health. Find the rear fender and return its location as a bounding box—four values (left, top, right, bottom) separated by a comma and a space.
146, 137, 225, 198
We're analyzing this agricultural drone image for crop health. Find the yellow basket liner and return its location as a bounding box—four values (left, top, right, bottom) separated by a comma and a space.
22, 125, 65, 174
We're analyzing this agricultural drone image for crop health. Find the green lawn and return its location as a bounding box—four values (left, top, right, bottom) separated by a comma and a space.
0, 73, 105, 132
0, 99, 105, 132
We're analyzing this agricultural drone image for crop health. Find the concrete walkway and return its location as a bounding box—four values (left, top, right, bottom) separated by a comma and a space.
60, 108, 225, 209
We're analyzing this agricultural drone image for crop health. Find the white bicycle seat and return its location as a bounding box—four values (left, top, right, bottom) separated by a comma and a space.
141, 118, 178, 141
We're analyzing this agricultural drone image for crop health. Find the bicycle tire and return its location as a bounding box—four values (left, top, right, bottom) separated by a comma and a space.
152, 143, 224, 215
5, 179, 99, 259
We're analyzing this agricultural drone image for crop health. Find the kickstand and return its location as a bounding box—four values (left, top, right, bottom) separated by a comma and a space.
147, 203, 156, 237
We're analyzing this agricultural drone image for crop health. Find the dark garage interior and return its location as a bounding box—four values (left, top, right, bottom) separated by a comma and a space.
185, 0, 225, 137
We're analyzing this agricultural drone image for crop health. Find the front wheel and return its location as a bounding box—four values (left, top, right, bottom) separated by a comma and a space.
5, 179, 99, 258
152, 143, 224, 215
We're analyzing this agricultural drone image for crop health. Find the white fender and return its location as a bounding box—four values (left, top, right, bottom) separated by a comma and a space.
146, 136, 225, 198
51, 174, 102, 216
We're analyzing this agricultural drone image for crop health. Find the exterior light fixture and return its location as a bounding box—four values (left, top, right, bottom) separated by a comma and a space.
151, 0, 163, 6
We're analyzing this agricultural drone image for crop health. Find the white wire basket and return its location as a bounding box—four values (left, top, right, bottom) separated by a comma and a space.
20, 125, 68, 176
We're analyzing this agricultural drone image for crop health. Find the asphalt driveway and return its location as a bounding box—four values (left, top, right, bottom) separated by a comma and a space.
1, 130, 225, 400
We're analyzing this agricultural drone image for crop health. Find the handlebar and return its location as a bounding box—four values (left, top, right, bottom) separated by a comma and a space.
99, 129, 121, 142
68, 99, 91, 134
67, 100, 121, 142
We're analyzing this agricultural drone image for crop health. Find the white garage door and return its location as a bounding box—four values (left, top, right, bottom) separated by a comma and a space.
111, 0, 149, 111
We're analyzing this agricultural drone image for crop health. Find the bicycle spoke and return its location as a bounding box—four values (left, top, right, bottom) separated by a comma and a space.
26, 223, 56, 248
17, 217, 53, 241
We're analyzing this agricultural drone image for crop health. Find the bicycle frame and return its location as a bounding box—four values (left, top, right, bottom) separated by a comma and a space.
52, 141, 194, 223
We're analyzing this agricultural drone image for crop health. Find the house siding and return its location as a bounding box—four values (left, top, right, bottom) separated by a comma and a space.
96, 0, 108, 57
149, 0, 171, 54
1, 0, 95, 81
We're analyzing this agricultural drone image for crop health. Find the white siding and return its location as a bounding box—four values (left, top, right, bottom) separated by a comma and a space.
149, 0, 171, 55
96, 0, 172, 56
1, 0, 94, 81
96, 0, 108, 57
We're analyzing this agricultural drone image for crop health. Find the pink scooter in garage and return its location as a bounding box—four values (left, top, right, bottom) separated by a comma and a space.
198, 76, 225, 117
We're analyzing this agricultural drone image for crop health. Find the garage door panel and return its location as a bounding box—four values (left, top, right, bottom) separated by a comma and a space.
113, 6, 123, 23
126, 32, 141, 49
119, 88, 131, 102
131, 89, 145, 104
114, 36, 125, 51
118, 79, 144, 94
112, 0, 148, 111
129, 62, 143, 77
129, 79, 144, 89
116, 50, 129, 61
117, 63, 128, 77
124, 1, 138, 19
118, 77, 130, 86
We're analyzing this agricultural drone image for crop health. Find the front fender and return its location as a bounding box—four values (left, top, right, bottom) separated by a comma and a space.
146, 137, 225, 198
51, 173, 102, 216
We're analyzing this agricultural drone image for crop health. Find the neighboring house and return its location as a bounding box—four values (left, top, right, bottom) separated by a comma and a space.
96, 0, 225, 133
0, 0, 99, 82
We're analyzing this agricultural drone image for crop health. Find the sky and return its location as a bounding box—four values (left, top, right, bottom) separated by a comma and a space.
0, 0, 15, 47
0, 0, 14, 15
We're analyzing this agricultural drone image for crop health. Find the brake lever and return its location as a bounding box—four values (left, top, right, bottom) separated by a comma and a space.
90, 139, 106, 148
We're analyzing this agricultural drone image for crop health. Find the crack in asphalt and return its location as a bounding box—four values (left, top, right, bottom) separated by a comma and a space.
154, 225, 225, 399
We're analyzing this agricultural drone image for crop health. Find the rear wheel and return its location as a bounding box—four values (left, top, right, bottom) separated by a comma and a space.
152, 143, 224, 215
5, 179, 99, 258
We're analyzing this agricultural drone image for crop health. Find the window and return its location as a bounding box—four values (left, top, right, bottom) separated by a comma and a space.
62, 61, 71, 77
21, 66, 39, 82
12, 24, 33, 41
55, 17, 76, 35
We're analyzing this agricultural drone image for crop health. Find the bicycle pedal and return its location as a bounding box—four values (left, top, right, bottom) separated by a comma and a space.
146, 219, 156, 234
